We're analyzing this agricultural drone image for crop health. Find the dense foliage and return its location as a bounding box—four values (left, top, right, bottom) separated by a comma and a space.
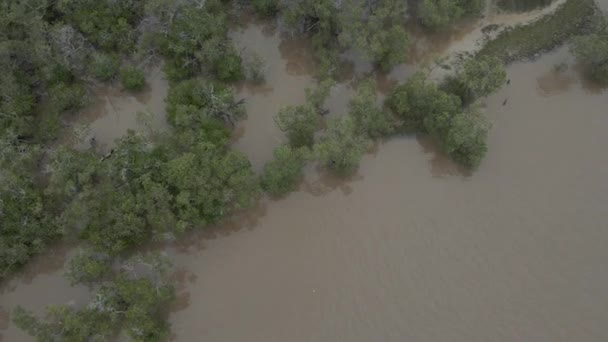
14, 255, 174, 341
121, 66, 147, 91
3, 0, 588, 339
571, 32, 608, 85
57, 0, 144, 52
261, 145, 309, 197
417, 0, 484, 31
0, 134, 60, 278
497, 0, 554, 12
387, 72, 461, 132
478, 0, 598, 63
443, 56, 506, 105
282, 0, 411, 74
315, 116, 370, 176
275, 104, 321, 148
387, 71, 490, 169
338, 0, 409, 71
48, 131, 259, 255
158, 3, 243, 81
348, 79, 394, 138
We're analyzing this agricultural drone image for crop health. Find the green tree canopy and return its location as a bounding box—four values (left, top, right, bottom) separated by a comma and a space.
418, 0, 484, 31
167, 78, 245, 129
57, 0, 143, 52
0, 134, 60, 279
387, 72, 461, 132
348, 79, 394, 138
339, 0, 409, 71
571, 33, 608, 85
14, 254, 175, 342
315, 116, 370, 176
159, 3, 242, 81
445, 56, 506, 104
261, 145, 310, 197
439, 107, 490, 169
275, 104, 321, 148
120, 66, 146, 92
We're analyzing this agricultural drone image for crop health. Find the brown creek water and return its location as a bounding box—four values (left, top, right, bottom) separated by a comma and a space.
67, 65, 169, 151
2, 17, 608, 342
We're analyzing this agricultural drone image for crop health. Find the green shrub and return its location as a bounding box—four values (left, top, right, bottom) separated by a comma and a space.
315, 116, 370, 176
49, 82, 87, 112
58, 0, 143, 52
120, 67, 146, 91
497, 0, 554, 12
443, 56, 506, 105
252, 0, 280, 17
166, 78, 245, 131
418, 0, 483, 31
213, 48, 244, 82
261, 146, 309, 197
90, 53, 120, 81
244, 51, 266, 83
478, 0, 598, 63
349, 79, 394, 138
571, 33, 608, 85
275, 104, 321, 148
439, 108, 490, 169
387, 72, 461, 132
14, 264, 174, 341
66, 250, 112, 285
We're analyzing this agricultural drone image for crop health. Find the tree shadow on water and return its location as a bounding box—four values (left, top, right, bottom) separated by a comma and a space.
300, 166, 364, 197
167, 201, 268, 255
416, 135, 472, 178
169, 267, 194, 313
0, 241, 77, 293
0, 306, 8, 330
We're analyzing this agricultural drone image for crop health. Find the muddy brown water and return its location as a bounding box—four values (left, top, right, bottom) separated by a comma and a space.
67, 65, 169, 151
2, 20, 608, 342
164, 47, 608, 342
230, 23, 315, 172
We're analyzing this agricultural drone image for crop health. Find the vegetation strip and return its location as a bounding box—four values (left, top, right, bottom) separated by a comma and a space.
478, 0, 599, 63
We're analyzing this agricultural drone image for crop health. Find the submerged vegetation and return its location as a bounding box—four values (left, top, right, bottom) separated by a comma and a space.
14, 254, 175, 341
479, 0, 599, 63
2, 0, 607, 340
418, 0, 484, 31
571, 29, 608, 85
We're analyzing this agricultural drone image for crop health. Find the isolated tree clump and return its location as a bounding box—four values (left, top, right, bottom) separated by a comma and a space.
315, 116, 370, 176
386, 71, 492, 169
339, 0, 409, 71
14, 255, 175, 342
57, 0, 144, 52
252, 0, 281, 17
166, 78, 245, 132
65, 249, 112, 285
444, 56, 506, 105
439, 107, 490, 169
90, 52, 120, 81
571, 33, 608, 85
261, 145, 310, 197
348, 79, 394, 138
387, 72, 461, 132
276, 104, 321, 148
120, 66, 146, 91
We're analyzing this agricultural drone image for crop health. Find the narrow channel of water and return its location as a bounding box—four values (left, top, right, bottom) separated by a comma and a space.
230, 22, 315, 171
68, 65, 169, 151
